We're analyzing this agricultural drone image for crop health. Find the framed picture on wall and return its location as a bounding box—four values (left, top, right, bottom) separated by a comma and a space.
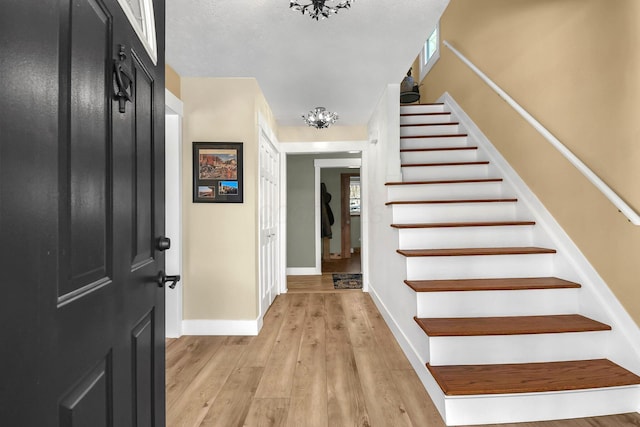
192, 142, 243, 203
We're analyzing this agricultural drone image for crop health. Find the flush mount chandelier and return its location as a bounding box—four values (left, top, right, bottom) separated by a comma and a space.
302, 107, 339, 129
289, 0, 355, 21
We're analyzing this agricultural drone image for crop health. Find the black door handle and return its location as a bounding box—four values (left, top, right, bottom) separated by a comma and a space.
113, 45, 133, 113
157, 271, 181, 289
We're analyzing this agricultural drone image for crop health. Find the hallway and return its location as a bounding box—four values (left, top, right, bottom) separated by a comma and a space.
165, 286, 640, 426
286, 252, 362, 293
166, 290, 442, 426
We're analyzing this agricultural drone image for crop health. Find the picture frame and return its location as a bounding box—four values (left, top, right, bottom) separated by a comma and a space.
193, 142, 243, 203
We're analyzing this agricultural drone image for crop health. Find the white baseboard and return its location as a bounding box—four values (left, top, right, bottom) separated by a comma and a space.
182, 318, 261, 336
286, 267, 320, 276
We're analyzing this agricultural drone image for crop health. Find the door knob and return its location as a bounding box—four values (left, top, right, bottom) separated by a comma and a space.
157, 271, 181, 289
156, 236, 171, 251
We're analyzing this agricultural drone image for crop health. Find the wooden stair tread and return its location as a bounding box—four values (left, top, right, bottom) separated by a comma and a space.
397, 247, 556, 257
385, 198, 517, 206
404, 277, 581, 292
385, 178, 502, 186
401, 102, 444, 106
391, 221, 535, 229
401, 133, 467, 139
414, 314, 610, 337
401, 161, 489, 167
400, 122, 459, 127
427, 359, 640, 396
400, 146, 478, 153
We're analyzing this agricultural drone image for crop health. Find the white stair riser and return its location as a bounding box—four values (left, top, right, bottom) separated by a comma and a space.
400, 114, 453, 125
416, 288, 579, 318
400, 149, 479, 164
400, 104, 445, 114
443, 386, 640, 426
398, 226, 534, 250
405, 253, 555, 280
388, 181, 505, 203
401, 124, 460, 137
401, 136, 468, 149
429, 331, 610, 366
402, 164, 489, 181
391, 202, 518, 224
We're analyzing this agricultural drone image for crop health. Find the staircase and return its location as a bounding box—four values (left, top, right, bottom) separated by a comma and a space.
387, 102, 640, 425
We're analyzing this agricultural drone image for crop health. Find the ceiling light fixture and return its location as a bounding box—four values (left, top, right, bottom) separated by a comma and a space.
289, 0, 355, 21
302, 107, 339, 129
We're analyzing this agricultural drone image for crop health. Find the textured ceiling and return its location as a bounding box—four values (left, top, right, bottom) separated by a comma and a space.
165, 0, 449, 126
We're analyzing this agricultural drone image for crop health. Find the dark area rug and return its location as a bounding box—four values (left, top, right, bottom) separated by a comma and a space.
332, 273, 363, 289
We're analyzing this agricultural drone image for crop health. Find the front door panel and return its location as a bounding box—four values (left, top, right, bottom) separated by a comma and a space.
0, 0, 166, 425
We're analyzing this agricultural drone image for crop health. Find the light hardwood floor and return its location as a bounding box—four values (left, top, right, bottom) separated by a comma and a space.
166, 280, 640, 427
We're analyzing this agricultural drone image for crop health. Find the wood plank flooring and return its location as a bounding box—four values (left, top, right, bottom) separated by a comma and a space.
166, 280, 640, 427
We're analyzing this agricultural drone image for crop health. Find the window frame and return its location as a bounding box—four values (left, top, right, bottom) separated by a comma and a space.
116, 0, 158, 64
419, 23, 440, 82
349, 176, 361, 216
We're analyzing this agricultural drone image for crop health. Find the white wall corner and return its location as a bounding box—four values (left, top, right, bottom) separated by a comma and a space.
165, 88, 183, 116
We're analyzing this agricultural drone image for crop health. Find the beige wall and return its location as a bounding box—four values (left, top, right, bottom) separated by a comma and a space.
165, 64, 181, 98
421, 0, 640, 325
181, 77, 273, 320
278, 125, 367, 142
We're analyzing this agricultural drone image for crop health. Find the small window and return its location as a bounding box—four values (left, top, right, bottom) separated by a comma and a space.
419, 24, 439, 81
117, 0, 158, 64
349, 177, 361, 215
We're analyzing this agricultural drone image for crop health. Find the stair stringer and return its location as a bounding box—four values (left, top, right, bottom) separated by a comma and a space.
367, 284, 448, 419
440, 92, 640, 376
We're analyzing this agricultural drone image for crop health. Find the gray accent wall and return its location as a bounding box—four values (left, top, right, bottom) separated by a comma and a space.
286, 154, 316, 268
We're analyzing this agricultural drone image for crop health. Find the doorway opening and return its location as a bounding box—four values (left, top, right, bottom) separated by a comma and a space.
321, 169, 361, 275
164, 89, 183, 338
282, 146, 367, 293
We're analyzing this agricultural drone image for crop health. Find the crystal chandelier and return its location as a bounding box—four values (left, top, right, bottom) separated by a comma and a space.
302, 107, 339, 129
290, 0, 355, 21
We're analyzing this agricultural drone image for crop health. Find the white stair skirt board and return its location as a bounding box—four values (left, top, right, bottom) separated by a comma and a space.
397, 225, 534, 250
427, 331, 610, 366
391, 201, 519, 224
387, 180, 506, 202
366, 283, 450, 422
416, 288, 580, 318
401, 163, 489, 181
443, 386, 640, 426
400, 123, 460, 137
400, 135, 469, 149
